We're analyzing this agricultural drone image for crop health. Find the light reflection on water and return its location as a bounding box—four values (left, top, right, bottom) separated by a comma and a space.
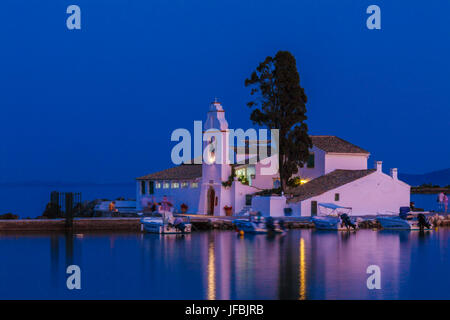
0, 229, 449, 299
299, 238, 306, 300
207, 240, 215, 300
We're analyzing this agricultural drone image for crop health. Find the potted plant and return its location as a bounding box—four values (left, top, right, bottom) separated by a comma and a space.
180, 203, 188, 214
224, 205, 233, 216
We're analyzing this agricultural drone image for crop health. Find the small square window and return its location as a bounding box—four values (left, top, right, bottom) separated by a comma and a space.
181, 182, 189, 188
163, 182, 170, 189
172, 182, 180, 189
335, 193, 340, 201
155, 182, 161, 189
191, 182, 199, 188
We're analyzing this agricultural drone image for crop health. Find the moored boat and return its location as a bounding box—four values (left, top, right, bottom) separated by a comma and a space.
377, 214, 433, 231
312, 216, 343, 231
233, 215, 285, 234
140, 208, 191, 234
376, 207, 433, 230
312, 203, 357, 231
312, 215, 358, 231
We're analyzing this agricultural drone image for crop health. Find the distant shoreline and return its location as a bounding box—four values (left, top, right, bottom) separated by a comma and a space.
411, 187, 450, 194
0, 182, 134, 187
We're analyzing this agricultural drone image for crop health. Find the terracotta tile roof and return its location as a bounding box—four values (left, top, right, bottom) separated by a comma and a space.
136, 164, 202, 181
310, 136, 369, 154
287, 169, 376, 202
232, 136, 368, 155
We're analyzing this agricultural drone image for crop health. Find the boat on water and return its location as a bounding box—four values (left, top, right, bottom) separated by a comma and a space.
140, 207, 192, 234
376, 207, 433, 231
311, 203, 357, 231
233, 215, 285, 234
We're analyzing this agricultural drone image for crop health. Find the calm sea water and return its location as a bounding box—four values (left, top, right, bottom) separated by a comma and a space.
411, 193, 445, 212
1, 229, 450, 300
0, 184, 135, 218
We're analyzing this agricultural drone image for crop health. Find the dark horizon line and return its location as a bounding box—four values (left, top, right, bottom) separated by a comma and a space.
0, 181, 136, 187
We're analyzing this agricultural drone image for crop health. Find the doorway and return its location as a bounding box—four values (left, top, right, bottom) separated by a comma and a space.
207, 187, 215, 215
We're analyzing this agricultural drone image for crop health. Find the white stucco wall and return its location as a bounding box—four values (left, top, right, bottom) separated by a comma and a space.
296, 146, 326, 181
252, 196, 287, 217
290, 171, 410, 216
136, 180, 201, 213
231, 181, 260, 214
251, 154, 279, 189
324, 153, 368, 174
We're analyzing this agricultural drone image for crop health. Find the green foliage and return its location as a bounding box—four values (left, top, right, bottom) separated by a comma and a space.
420, 183, 441, 188
245, 50, 312, 192
222, 167, 236, 188
238, 174, 249, 185
287, 177, 302, 187
0, 213, 19, 220
254, 187, 282, 196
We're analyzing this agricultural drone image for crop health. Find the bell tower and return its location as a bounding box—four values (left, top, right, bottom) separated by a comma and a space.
197, 99, 232, 215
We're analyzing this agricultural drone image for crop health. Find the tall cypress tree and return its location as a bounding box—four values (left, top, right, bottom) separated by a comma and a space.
245, 50, 312, 192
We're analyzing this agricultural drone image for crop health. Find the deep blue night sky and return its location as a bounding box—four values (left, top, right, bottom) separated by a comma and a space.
0, 0, 449, 183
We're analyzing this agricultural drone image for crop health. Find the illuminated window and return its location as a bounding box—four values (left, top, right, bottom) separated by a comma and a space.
181, 182, 189, 188
155, 182, 161, 189
172, 182, 180, 189
191, 182, 199, 188
236, 168, 246, 177
163, 181, 170, 189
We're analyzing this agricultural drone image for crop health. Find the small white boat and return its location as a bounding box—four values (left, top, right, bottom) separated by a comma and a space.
312, 216, 353, 231
140, 209, 191, 234
312, 203, 357, 231
377, 213, 433, 231
233, 216, 285, 234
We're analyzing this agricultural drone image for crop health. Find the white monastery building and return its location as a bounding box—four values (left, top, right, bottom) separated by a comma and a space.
136, 101, 410, 217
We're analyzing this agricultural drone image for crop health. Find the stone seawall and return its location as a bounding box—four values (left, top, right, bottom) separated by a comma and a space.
0, 218, 141, 232
0, 214, 448, 232
0, 216, 315, 232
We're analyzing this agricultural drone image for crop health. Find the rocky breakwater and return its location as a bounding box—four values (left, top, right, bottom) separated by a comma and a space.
428, 214, 450, 227
356, 218, 381, 229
